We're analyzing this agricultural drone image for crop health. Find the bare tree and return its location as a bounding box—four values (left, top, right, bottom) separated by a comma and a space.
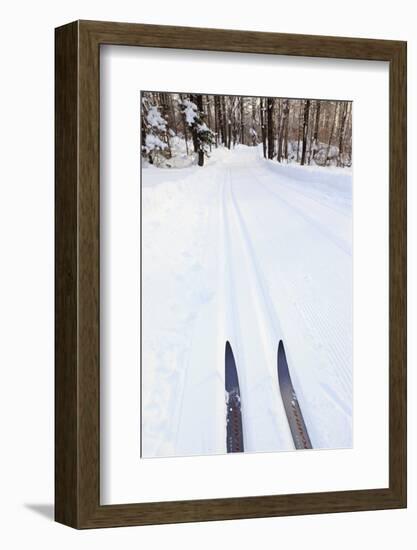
311, 99, 321, 161
300, 99, 310, 166
267, 97, 274, 159
337, 101, 348, 167
277, 99, 289, 162
307, 102, 315, 164
240, 97, 245, 145
326, 102, 338, 166
221, 95, 228, 147
260, 97, 267, 159
251, 97, 258, 145
283, 101, 290, 161
179, 93, 189, 155
214, 95, 220, 147
296, 100, 303, 162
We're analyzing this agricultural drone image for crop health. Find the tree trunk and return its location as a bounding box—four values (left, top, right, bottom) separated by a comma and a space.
252, 97, 257, 145
240, 97, 245, 145
277, 100, 288, 163
267, 97, 274, 159
159, 93, 172, 158
189, 94, 199, 154
141, 98, 148, 160
300, 99, 310, 166
195, 94, 205, 166
344, 102, 352, 165
206, 95, 212, 130
337, 101, 348, 167
275, 100, 281, 158
214, 95, 220, 147
169, 94, 177, 135
222, 96, 228, 147
283, 107, 289, 161
260, 98, 267, 159
307, 103, 315, 164
311, 100, 321, 161
296, 100, 303, 162
277, 107, 282, 162
179, 93, 189, 155
326, 102, 338, 166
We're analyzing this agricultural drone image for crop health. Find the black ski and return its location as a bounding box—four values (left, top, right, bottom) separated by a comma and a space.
277, 340, 312, 450
225, 341, 244, 453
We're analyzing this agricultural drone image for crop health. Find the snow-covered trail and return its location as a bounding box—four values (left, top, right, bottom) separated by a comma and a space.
141, 146, 352, 458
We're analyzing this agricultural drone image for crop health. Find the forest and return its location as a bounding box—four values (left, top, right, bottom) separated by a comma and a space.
141, 91, 352, 169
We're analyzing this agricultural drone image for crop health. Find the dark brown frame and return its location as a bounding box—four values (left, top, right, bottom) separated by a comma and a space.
55, 20, 407, 529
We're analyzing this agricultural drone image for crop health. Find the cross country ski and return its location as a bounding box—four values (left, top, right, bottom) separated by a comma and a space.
277, 340, 312, 450
225, 341, 244, 453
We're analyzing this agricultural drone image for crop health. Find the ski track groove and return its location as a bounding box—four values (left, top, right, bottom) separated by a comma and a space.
227, 168, 295, 449
246, 168, 352, 315
249, 166, 352, 257
227, 176, 317, 441
263, 182, 351, 257
258, 163, 351, 220
231, 161, 352, 429
300, 299, 352, 402
247, 164, 352, 392
221, 167, 251, 449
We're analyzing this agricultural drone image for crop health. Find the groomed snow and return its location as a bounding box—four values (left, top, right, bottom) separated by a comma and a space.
141, 145, 352, 458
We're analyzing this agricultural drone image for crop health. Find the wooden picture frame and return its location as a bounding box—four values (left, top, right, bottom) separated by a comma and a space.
55, 20, 407, 529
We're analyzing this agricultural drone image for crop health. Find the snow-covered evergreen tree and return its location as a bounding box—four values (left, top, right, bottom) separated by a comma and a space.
179, 96, 215, 166
141, 97, 168, 165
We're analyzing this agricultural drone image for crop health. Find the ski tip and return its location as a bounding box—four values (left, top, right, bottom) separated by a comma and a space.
225, 340, 232, 355
278, 339, 284, 355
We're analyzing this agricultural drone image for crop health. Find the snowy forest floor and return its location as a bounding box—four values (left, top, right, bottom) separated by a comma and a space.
141, 144, 352, 458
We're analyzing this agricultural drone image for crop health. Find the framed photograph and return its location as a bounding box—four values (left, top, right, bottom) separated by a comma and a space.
55, 20, 406, 528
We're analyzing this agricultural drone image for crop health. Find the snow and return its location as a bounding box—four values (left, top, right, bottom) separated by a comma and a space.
181, 99, 198, 126
143, 136, 228, 169
197, 122, 210, 133
144, 133, 167, 153
141, 144, 352, 458
146, 105, 167, 130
